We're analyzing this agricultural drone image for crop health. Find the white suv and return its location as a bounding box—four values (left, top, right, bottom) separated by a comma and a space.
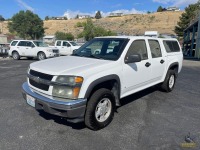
9, 40, 59, 60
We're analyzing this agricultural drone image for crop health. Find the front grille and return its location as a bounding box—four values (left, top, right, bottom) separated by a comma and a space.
53, 49, 59, 53
29, 70, 53, 91
30, 70, 53, 80
29, 79, 49, 91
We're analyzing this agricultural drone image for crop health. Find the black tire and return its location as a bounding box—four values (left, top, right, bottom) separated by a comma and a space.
37, 52, 46, 60
160, 70, 176, 92
12, 51, 20, 60
85, 88, 116, 130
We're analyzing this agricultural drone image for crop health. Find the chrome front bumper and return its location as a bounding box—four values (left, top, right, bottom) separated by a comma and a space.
22, 82, 87, 123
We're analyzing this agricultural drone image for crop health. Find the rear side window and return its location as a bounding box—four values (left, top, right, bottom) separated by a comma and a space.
18, 41, 27, 46
126, 40, 148, 60
56, 41, 61, 46
11, 41, 18, 46
148, 40, 162, 58
163, 41, 180, 53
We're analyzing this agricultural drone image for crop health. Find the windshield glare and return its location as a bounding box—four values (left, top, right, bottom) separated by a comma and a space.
70, 42, 78, 46
33, 41, 48, 47
74, 38, 128, 61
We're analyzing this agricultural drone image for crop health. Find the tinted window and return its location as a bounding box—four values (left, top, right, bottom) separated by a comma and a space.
18, 41, 33, 47
126, 40, 148, 60
11, 41, 18, 46
148, 40, 162, 58
56, 41, 61, 46
63, 42, 71, 47
18, 41, 27, 46
163, 41, 180, 52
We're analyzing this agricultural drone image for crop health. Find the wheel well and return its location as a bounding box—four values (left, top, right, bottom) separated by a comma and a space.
12, 50, 18, 54
88, 79, 121, 106
37, 51, 44, 55
169, 64, 178, 72
168, 63, 179, 77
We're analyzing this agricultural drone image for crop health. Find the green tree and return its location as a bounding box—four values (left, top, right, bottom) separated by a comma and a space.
64, 17, 68, 20
45, 16, 49, 20
0, 15, 5, 21
78, 19, 116, 41
95, 11, 102, 19
75, 14, 79, 19
8, 10, 44, 39
157, 6, 163, 12
175, 1, 200, 36
55, 31, 74, 40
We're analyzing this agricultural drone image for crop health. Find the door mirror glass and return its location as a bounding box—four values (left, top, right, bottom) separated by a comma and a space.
125, 54, 141, 64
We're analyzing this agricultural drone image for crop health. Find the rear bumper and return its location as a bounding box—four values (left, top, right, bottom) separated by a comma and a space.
22, 82, 87, 123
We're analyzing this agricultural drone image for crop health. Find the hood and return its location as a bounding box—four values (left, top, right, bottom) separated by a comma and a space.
30, 56, 112, 76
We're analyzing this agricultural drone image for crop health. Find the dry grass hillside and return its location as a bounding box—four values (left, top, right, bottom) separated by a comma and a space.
0, 11, 183, 37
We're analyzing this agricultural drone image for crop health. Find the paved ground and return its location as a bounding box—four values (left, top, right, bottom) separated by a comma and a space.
0, 58, 200, 150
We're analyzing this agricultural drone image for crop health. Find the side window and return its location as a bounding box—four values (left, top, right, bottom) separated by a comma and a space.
56, 41, 61, 46
11, 41, 18, 46
163, 41, 180, 52
126, 40, 148, 60
148, 40, 162, 58
18, 41, 26, 46
63, 42, 71, 47
26, 42, 33, 47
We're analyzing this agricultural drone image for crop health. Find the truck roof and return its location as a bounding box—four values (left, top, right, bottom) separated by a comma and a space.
95, 36, 178, 41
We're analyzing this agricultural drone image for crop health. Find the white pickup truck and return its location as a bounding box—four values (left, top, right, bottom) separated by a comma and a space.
22, 36, 183, 130
54, 40, 80, 56
9, 40, 59, 60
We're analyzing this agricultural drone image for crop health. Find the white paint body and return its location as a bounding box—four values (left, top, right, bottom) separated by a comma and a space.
53, 40, 80, 56
28, 36, 183, 100
9, 40, 58, 58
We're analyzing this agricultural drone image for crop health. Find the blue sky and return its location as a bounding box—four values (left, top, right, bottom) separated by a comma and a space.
0, 0, 198, 19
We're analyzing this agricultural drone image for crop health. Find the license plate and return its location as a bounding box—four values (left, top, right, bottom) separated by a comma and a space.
26, 94, 35, 107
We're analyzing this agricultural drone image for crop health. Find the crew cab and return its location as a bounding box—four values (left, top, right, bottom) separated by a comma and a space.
54, 40, 80, 55
22, 36, 183, 130
9, 40, 59, 60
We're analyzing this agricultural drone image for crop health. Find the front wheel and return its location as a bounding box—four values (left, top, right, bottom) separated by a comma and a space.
160, 70, 176, 92
12, 51, 20, 60
85, 88, 116, 130
37, 52, 46, 60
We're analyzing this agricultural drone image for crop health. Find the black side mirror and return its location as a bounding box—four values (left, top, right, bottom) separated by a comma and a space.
125, 54, 141, 64
31, 45, 35, 48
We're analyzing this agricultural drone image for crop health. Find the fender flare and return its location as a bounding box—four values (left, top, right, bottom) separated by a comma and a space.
84, 74, 121, 99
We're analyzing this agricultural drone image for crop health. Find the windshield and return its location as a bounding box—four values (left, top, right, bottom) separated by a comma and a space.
33, 41, 48, 47
70, 41, 78, 46
73, 38, 129, 61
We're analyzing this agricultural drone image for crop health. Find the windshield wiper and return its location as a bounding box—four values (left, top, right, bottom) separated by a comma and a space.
89, 54, 103, 59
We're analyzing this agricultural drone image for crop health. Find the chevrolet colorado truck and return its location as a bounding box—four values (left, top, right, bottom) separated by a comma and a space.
9, 40, 59, 60
22, 36, 183, 130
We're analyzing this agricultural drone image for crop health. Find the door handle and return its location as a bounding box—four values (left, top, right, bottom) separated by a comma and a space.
145, 62, 151, 67
160, 59, 165, 64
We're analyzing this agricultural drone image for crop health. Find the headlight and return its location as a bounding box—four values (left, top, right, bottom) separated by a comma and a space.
52, 76, 83, 99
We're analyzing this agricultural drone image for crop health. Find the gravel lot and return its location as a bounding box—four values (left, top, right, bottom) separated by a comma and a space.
0, 58, 200, 150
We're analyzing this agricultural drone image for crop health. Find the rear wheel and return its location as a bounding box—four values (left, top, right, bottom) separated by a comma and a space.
12, 51, 20, 60
37, 52, 46, 60
160, 70, 176, 92
85, 88, 115, 130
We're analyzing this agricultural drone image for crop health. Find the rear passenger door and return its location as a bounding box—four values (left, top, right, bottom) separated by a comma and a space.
148, 39, 165, 82
122, 40, 152, 95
